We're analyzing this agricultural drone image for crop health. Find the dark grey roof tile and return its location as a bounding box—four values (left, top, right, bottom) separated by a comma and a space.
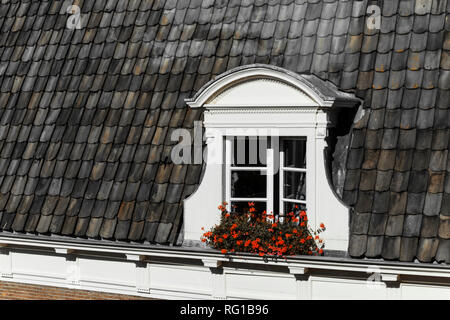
348, 234, 367, 257
385, 214, 405, 236
141, 220, 158, 242
429, 150, 448, 171
410, 32, 428, 52
351, 211, 370, 234
377, 149, 396, 170
150, 183, 168, 203
99, 217, 117, 239
415, 129, 433, 150
368, 212, 388, 235
403, 214, 423, 237
421, 215, 440, 237
381, 236, 401, 260
380, 15, 397, 34
399, 236, 418, 261
91, 200, 108, 218
416, 237, 439, 262
413, 14, 430, 33
435, 240, 450, 263
347, 148, 364, 169
153, 222, 173, 243
423, 192, 442, 216
365, 235, 384, 258
359, 170, 376, 191
427, 30, 445, 51
381, 128, 399, 149
406, 192, 426, 214
397, 129, 417, 149
432, 130, 450, 150
429, 14, 446, 33
411, 150, 430, 171
390, 171, 410, 192
408, 170, 429, 193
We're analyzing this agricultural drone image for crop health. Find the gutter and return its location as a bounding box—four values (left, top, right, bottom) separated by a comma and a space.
0, 233, 448, 280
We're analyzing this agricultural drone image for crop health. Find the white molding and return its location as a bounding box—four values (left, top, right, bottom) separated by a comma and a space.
381, 273, 400, 282
289, 266, 309, 275
126, 254, 146, 261
0, 237, 448, 299
186, 67, 333, 109
202, 258, 222, 269
0, 236, 447, 279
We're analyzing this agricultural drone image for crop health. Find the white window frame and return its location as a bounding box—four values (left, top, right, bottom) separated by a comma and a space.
224, 136, 310, 219
224, 136, 273, 214
279, 137, 307, 218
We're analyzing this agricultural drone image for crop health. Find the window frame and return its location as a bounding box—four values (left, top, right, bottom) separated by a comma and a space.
279, 137, 307, 218
224, 136, 274, 214
224, 135, 308, 218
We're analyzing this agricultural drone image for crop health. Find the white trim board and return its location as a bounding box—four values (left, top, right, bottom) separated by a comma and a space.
0, 236, 448, 300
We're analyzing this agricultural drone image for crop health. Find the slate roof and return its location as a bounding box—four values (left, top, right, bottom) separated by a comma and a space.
0, 0, 447, 264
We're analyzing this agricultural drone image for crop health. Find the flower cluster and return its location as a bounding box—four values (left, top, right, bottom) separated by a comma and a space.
201, 202, 326, 257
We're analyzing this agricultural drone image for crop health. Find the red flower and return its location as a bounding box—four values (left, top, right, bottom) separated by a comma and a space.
206, 201, 324, 257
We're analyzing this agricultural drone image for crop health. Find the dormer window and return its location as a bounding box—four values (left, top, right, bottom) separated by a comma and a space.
182, 65, 360, 252
224, 136, 308, 219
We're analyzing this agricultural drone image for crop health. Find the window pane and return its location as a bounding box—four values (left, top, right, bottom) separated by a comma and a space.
231, 201, 266, 214
231, 171, 266, 198
283, 139, 306, 169
283, 171, 306, 200
232, 136, 267, 167
283, 202, 307, 216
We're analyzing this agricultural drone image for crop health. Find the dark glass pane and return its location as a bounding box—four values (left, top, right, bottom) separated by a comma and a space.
231, 171, 266, 198
283, 171, 306, 200
231, 201, 266, 214
283, 202, 307, 216
232, 136, 267, 167
283, 139, 306, 168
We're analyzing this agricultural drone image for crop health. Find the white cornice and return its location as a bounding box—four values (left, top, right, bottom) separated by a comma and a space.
0, 235, 448, 279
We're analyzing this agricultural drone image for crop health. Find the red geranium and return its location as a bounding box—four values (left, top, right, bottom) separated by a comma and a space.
200, 202, 326, 257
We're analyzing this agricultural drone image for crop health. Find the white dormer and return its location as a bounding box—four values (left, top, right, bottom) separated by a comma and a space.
183, 65, 360, 252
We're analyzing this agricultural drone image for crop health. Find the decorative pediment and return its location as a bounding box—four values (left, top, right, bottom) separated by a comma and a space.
207, 78, 318, 107
186, 64, 360, 110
